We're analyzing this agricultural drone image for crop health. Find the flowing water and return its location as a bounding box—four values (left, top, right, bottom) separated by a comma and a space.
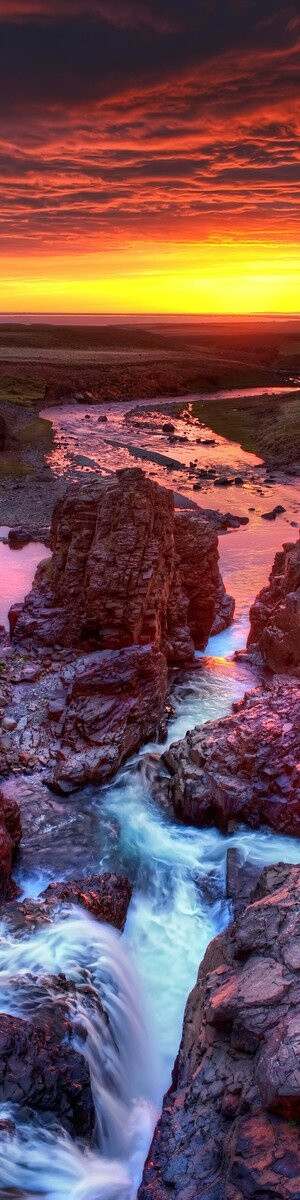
0, 390, 299, 1197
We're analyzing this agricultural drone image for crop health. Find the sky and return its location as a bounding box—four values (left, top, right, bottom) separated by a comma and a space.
0, 0, 299, 313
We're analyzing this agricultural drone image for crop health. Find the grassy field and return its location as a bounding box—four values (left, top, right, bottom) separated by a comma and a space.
184, 392, 300, 467
0, 374, 45, 408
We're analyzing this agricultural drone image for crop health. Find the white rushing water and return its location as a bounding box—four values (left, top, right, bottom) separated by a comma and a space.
0, 391, 299, 1197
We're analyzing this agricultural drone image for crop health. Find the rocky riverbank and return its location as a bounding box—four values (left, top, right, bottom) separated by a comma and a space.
138, 862, 300, 1200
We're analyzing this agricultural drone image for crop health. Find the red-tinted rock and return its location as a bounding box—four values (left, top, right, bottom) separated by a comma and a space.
174, 512, 233, 649
43, 872, 132, 930
247, 535, 300, 672
50, 644, 168, 790
0, 788, 21, 904
161, 679, 300, 836
0, 1011, 94, 1138
11, 468, 231, 663
138, 864, 300, 1200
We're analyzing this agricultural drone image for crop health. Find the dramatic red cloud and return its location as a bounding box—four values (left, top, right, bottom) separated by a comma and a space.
0, 1, 298, 310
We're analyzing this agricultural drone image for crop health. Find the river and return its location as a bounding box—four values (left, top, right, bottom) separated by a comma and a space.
0, 391, 299, 1198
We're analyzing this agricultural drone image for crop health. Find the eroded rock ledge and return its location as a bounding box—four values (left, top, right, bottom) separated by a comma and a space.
160, 679, 300, 837
138, 863, 300, 1200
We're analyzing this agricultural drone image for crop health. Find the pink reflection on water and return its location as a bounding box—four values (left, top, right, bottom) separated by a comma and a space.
0, 529, 51, 630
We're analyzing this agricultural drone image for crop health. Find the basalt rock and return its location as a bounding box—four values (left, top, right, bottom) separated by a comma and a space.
0, 789, 21, 903
247, 535, 300, 673
160, 680, 300, 836
2, 871, 132, 937
0, 1011, 94, 1138
43, 872, 132, 930
11, 468, 231, 662
50, 644, 168, 791
139, 863, 300, 1200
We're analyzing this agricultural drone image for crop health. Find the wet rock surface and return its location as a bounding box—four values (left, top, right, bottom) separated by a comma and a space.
1, 871, 132, 937
138, 863, 300, 1200
0, 788, 21, 903
247, 534, 300, 672
0, 1011, 94, 1138
160, 680, 300, 836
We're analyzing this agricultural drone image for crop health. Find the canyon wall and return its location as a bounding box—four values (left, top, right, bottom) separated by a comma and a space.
247, 534, 300, 672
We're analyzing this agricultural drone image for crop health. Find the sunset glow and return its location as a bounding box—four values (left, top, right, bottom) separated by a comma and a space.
0, 1, 299, 312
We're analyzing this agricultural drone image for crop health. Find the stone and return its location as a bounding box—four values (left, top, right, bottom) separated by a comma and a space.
247, 534, 300, 672
50, 644, 168, 790
158, 680, 300, 836
0, 788, 21, 904
0, 1011, 94, 1138
11, 468, 231, 663
42, 872, 132, 930
138, 864, 300, 1200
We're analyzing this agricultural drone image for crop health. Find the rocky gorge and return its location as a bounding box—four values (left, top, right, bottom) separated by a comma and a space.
0, 401, 299, 1199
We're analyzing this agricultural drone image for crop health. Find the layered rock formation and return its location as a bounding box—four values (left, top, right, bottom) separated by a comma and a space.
11, 468, 231, 662
50, 644, 167, 791
139, 863, 300, 1200
160, 680, 300, 836
0, 789, 21, 901
247, 534, 300, 672
7, 468, 233, 788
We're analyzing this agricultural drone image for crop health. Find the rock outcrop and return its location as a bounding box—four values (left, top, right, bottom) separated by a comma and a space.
0, 1011, 94, 1138
50, 644, 168, 791
1, 871, 132, 937
0, 789, 21, 902
247, 535, 300, 672
11, 468, 231, 662
43, 872, 132, 929
139, 863, 300, 1200
7, 469, 234, 787
160, 680, 300, 836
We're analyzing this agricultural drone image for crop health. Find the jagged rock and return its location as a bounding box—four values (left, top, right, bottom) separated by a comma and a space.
11, 468, 231, 662
2, 872, 132, 936
43, 873, 132, 930
0, 1011, 94, 1137
139, 864, 300, 1200
210, 575, 235, 636
48, 644, 168, 790
248, 535, 300, 672
0, 789, 21, 903
160, 680, 300, 836
174, 512, 229, 649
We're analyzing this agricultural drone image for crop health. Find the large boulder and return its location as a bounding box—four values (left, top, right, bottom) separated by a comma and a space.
50, 644, 168, 791
160, 680, 300, 836
139, 864, 300, 1200
247, 535, 300, 672
10, 468, 231, 662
